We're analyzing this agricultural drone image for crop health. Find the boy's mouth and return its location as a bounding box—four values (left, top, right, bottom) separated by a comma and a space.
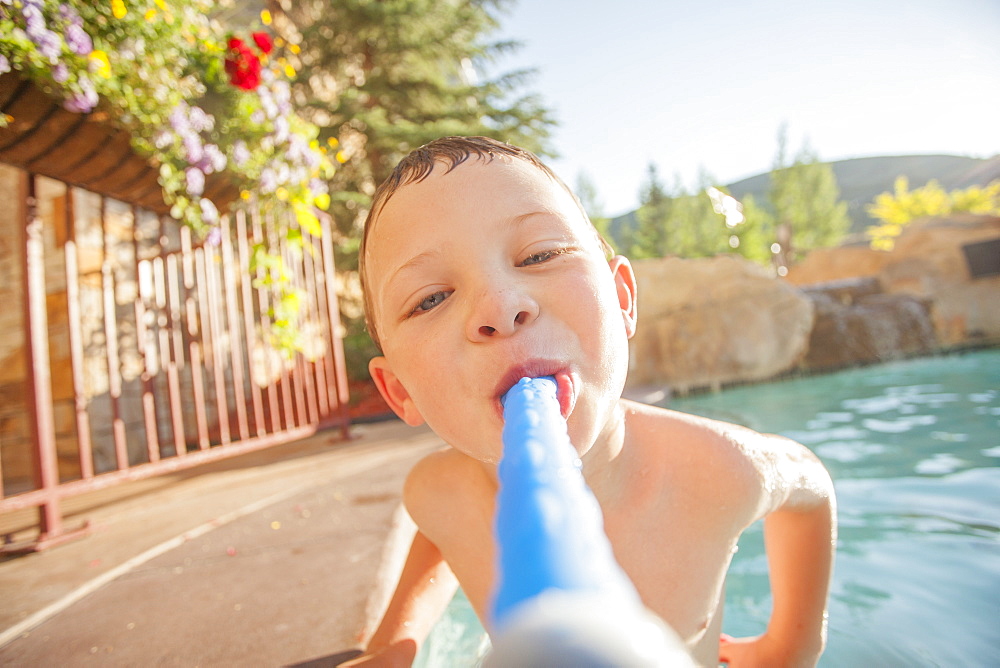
494, 361, 576, 421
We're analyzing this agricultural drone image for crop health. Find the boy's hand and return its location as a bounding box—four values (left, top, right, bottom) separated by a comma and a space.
718, 632, 766, 667
718, 632, 820, 668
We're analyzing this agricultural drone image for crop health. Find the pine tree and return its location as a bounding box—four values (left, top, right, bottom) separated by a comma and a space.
575, 171, 612, 248
768, 126, 850, 264
271, 0, 555, 254
269, 0, 555, 376
660, 169, 731, 259
630, 163, 671, 258
731, 193, 775, 265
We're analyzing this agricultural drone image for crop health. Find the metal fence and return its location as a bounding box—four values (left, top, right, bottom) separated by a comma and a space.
0, 170, 351, 551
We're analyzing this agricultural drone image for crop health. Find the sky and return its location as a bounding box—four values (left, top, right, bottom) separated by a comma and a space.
490, 0, 1000, 216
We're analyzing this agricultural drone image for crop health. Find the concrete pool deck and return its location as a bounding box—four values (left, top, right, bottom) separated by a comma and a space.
0, 418, 442, 666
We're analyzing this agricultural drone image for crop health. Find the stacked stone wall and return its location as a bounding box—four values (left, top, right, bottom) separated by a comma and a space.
627, 214, 998, 396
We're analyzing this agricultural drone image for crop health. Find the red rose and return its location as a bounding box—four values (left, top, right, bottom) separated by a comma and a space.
252, 32, 274, 55
225, 37, 262, 90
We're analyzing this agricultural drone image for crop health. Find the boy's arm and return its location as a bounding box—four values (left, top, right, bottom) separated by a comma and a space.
341, 530, 458, 667
720, 435, 837, 668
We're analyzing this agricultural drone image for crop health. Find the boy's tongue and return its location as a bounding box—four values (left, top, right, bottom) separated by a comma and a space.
552, 372, 574, 419
502, 373, 573, 419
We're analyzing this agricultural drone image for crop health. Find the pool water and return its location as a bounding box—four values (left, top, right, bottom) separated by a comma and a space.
415, 350, 1000, 667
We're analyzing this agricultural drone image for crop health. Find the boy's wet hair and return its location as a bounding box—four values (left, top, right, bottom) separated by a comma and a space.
360, 136, 613, 352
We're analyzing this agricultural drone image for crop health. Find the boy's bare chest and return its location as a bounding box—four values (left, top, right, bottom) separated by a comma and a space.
603, 503, 735, 639
434, 484, 736, 647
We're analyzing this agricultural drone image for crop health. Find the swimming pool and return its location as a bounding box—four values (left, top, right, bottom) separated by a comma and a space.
415, 349, 1000, 666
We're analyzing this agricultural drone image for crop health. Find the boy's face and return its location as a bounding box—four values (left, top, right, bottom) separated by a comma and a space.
366, 157, 637, 463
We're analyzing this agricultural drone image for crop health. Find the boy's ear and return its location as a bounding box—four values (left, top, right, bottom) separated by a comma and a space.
368, 357, 426, 426
609, 255, 638, 339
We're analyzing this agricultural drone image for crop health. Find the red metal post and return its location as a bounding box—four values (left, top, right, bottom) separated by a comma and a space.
302, 232, 330, 419
21, 173, 63, 539
251, 208, 282, 432
101, 197, 129, 469
155, 225, 186, 457
285, 234, 309, 427
298, 232, 321, 423
133, 205, 160, 463
220, 214, 249, 441
235, 209, 266, 437
320, 213, 352, 435
63, 186, 94, 479
199, 243, 230, 444
182, 227, 210, 450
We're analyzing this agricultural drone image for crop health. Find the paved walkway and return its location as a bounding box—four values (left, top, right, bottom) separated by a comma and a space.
0, 419, 444, 666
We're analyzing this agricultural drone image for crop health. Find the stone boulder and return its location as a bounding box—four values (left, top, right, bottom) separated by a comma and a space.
880, 215, 1000, 347
628, 256, 814, 393
788, 214, 1000, 349
799, 279, 936, 371
784, 244, 891, 285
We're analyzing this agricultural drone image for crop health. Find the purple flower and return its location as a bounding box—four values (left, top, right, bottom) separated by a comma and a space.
203, 144, 227, 173
231, 140, 250, 167
64, 97, 90, 113
182, 133, 204, 165
304, 149, 321, 171
22, 3, 44, 27
259, 167, 278, 193
273, 116, 289, 143
52, 62, 69, 83
0, 55, 10, 75
201, 200, 220, 227
185, 167, 205, 197
23, 6, 62, 62
169, 104, 190, 134
273, 80, 291, 106
153, 129, 173, 150
32, 30, 63, 62
64, 76, 97, 113
285, 135, 306, 161
64, 23, 92, 56
309, 178, 328, 196
58, 4, 83, 27
260, 93, 278, 120
275, 162, 290, 185
188, 106, 214, 133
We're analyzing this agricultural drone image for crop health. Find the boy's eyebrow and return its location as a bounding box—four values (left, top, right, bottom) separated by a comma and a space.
380, 210, 564, 295
382, 248, 441, 295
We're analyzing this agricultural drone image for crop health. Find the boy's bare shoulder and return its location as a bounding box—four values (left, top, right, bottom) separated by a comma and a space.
622, 397, 760, 453
621, 399, 778, 526
402, 447, 496, 540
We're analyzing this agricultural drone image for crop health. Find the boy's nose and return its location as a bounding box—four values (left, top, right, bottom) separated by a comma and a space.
467, 288, 539, 341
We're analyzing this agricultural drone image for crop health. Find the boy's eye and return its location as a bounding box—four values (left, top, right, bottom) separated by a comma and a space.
521, 248, 569, 266
411, 290, 450, 315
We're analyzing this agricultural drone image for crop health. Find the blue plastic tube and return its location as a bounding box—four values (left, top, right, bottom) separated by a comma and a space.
487, 377, 692, 667
490, 376, 641, 628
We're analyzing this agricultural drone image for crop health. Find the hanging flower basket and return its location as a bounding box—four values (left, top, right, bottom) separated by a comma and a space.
0, 72, 237, 214
0, 1, 337, 236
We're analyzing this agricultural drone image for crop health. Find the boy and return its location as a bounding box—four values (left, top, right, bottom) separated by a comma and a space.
346, 137, 836, 666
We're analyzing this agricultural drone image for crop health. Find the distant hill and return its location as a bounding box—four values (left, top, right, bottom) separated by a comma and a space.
607, 154, 1000, 245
